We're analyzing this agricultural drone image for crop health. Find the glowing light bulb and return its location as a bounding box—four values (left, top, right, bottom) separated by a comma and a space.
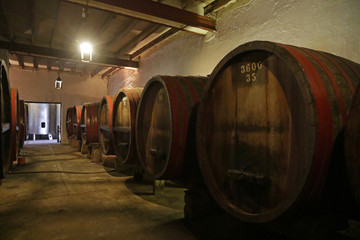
80, 42, 92, 62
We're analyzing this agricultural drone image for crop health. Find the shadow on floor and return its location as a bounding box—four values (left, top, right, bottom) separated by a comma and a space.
125, 178, 185, 210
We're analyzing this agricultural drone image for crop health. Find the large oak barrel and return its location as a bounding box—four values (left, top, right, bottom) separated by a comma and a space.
112, 88, 143, 165
19, 100, 27, 147
10, 88, 20, 164
80, 102, 100, 144
345, 85, 360, 211
65, 107, 74, 139
196, 41, 360, 223
136, 76, 207, 179
99, 96, 115, 155
71, 105, 82, 140
1, 60, 10, 177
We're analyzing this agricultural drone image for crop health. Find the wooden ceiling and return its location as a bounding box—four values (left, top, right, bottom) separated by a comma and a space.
0, 0, 232, 78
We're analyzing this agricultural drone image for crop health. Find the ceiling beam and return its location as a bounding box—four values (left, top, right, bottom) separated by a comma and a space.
96, 13, 116, 36
182, 0, 198, 9
204, 0, 233, 15
33, 57, 38, 70
116, 25, 161, 56
82, 63, 88, 74
130, 28, 179, 60
47, 59, 52, 71
63, 0, 216, 34
71, 63, 77, 72
0, 40, 139, 68
103, 20, 137, 51
29, 0, 36, 44
91, 66, 105, 78
101, 67, 116, 79
17, 55, 25, 69
0, 1, 14, 41
50, 0, 61, 48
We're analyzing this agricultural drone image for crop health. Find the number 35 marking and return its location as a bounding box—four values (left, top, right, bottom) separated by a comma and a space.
246, 73, 256, 82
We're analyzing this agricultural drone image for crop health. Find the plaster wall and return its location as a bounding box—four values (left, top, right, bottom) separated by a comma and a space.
9, 67, 107, 143
108, 0, 360, 94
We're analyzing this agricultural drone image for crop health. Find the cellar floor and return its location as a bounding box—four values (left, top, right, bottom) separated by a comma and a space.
0, 144, 195, 240
1, 144, 359, 240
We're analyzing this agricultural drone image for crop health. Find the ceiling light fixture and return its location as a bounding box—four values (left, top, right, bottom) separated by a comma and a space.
80, 42, 92, 62
55, 72, 62, 89
55, 60, 62, 89
81, 7, 88, 18
82, 0, 89, 18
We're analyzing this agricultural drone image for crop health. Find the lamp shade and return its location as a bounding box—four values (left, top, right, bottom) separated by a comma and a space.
55, 76, 62, 89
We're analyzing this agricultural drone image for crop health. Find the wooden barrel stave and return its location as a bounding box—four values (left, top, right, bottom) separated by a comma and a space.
196, 41, 360, 222
113, 88, 143, 165
80, 104, 90, 144
65, 107, 74, 139
99, 96, 115, 154
10, 88, 20, 165
136, 76, 207, 179
1, 60, 11, 177
71, 105, 82, 140
80, 102, 100, 144
89, 102, 100, 143
19, 100, 26, 147
345, 85, 360, 212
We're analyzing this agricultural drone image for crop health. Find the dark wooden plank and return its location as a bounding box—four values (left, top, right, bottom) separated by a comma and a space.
0, 40, 139, 68
50, 0, 61, 48
17, 55, 25, 69
0, 0, 14, 40
63, 0, 216, 33
47, 59, 52, 71
204, 0, 233, 15
116, 25, 160, 55
33, 57, 38, 70
101, 67, 116, 79
29, 0, 36, 44
96, 13, 116, 36
102, 20, 137, 51
130, 28, 179, 60
182, 0, 198, 9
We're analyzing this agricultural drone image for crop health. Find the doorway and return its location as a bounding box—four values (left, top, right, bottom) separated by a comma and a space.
25, 102, 61, 144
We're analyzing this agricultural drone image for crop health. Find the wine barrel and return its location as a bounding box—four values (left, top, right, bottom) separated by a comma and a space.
1, 60, 11, 177
112, 88, 143, 165
10, 88, 20, 164
99, 96, 115, 155
80, 102, 100, 144
136, 76, 207, 179
65, 107, 74, 139
71, 105, 82, 140
80, 104, 90, 144
345, 85, 360, 209
19, 100, 27, 147
196, 41, 360, 223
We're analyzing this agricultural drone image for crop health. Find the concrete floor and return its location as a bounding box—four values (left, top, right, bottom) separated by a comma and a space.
24, 139, 60, 145
0, 144, 196, 240
1, 144, 359, 240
